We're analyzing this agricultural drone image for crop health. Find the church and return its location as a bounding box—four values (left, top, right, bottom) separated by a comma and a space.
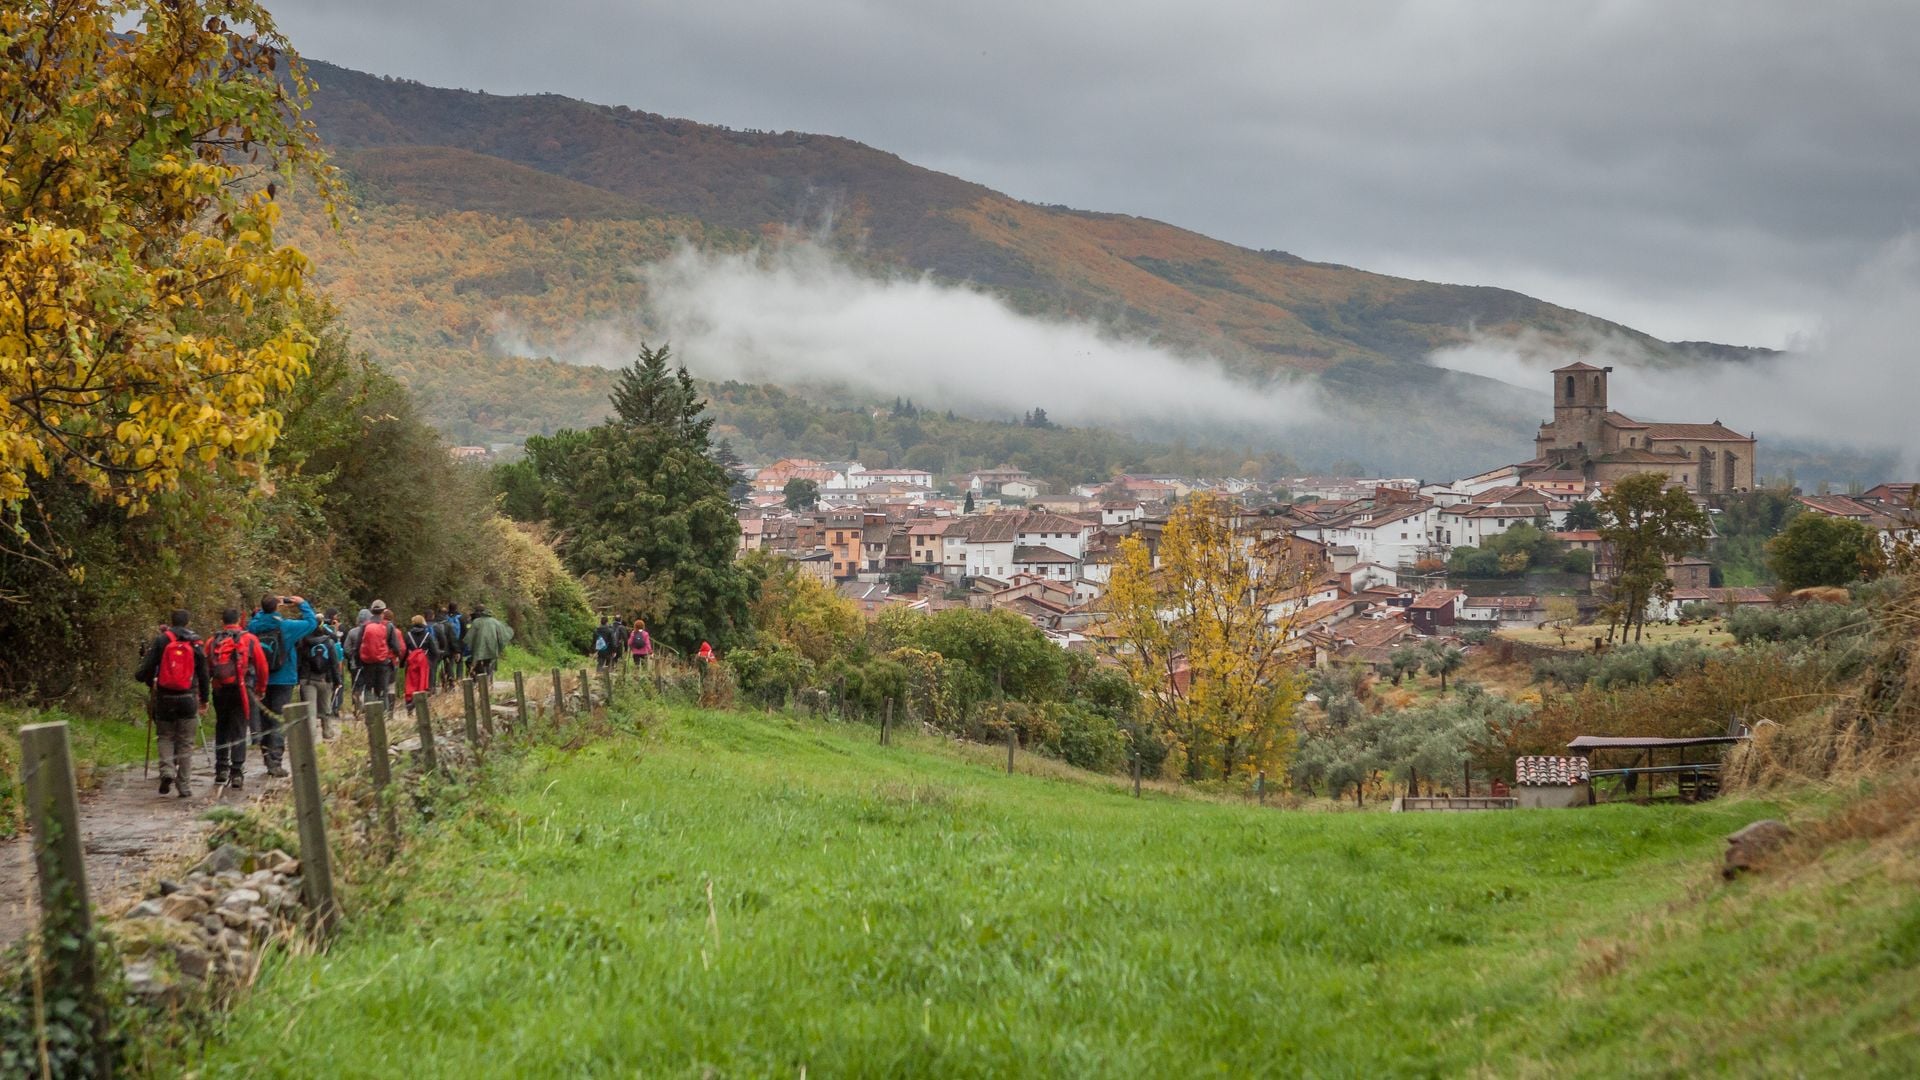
1530, 362, 1756, 494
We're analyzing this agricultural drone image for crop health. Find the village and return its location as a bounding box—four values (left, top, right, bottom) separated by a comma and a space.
732, 363, 1918, 673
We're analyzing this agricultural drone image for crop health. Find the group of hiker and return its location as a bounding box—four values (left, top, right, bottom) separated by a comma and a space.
134, 596, 514, 797
589, 614, 659, 671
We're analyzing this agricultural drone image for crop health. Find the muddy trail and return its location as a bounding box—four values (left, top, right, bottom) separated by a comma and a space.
1, 679, 521, 946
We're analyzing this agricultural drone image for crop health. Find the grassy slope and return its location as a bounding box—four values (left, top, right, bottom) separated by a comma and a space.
187, 705, 1918, 1076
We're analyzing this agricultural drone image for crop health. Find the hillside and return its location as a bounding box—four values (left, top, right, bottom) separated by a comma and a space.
187, 706, 1918, 1075
288, 61, 1753, 471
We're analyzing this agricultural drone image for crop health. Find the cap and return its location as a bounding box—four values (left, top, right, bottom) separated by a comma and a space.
369, 599, 388, 613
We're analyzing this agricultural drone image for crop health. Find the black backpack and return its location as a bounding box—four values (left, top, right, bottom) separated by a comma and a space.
301, 630, 335, 678
257, 623, 286, 672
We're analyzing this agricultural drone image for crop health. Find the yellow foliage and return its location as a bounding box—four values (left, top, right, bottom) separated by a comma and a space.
1101, 493, 1312, 779
0, 1, 338, 512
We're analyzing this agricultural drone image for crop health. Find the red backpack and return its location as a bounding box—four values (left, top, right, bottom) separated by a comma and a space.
359, 621, 394, 665
155, 631, 198, 693
207, 629, 250, 690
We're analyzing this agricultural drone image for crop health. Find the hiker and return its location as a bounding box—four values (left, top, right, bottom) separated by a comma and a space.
462, 603, 514, 679
696, 641, 715, 664
443, 603, 467, 686
592, 615, 616, 671
433, 610, 460, 691
627, 617, 653, 670
206, 608, 268, 790
247, 593, 318, 779
300, 609, 344, 739
403, 613, 441, 703
609, 614, 628, 670
344, 608, 372, 698
349, 600, 407, 706
135, 610, 210, 797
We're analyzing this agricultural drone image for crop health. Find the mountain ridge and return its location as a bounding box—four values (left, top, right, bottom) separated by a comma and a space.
288, 58, 1761, 473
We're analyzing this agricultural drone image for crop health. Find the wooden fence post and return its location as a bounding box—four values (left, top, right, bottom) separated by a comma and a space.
1132, 755, 1142, 798
1006, 725, 1016, 775
1257, 770, 1267, 805
363, 701, 397, 839
580, 668, 594, 713
19, 723, 111, 1073
477, 676, 495, 738
600, 669, 614, 710
552, 668, 565, 719
514, 670, 530, 730
881, 697, 893, 745
412, 692, 438, 775
284, 699, 339, 935
461, 677, 483, 754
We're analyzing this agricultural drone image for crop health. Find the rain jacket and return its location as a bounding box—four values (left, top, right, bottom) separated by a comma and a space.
247, 599, 318, 687
462, 612, 514, 663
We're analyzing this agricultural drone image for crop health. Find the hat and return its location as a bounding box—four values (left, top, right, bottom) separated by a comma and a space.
369, 599, 388, 613
410, 614, 426, 627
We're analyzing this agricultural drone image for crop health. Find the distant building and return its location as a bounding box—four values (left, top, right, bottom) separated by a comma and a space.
1532, 363, 1756, 495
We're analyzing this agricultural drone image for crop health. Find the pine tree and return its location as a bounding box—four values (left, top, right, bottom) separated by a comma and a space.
527, 344, 751, 651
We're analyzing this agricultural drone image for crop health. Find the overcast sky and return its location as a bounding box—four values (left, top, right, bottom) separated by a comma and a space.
271, 1, 1920, 348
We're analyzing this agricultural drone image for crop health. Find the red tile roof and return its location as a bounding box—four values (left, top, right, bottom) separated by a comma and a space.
1410, 588, 1464, 610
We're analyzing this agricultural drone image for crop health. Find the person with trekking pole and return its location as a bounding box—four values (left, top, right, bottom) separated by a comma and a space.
134, 610, 210, 798
246, 593, 318, 779
206, 609, 268, 790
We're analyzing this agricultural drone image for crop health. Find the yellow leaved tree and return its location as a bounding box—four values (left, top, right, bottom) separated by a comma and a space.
0, 0, 336, 522
1101, 494, 1315, 780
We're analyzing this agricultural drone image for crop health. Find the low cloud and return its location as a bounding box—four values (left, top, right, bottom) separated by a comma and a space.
511, 241, 1323, 434
1427, 236, 1920, 473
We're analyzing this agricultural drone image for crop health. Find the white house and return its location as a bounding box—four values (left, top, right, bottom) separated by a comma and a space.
849, 467, 934, 490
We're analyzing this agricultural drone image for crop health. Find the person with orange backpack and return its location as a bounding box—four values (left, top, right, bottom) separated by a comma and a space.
206, 608, 269, 790
134, 610, 210, 798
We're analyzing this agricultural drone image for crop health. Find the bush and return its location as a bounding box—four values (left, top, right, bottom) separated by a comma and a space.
1050, 702, 1129, 773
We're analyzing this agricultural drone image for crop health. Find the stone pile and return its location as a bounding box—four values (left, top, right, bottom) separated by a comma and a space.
115, 842, 307, 1003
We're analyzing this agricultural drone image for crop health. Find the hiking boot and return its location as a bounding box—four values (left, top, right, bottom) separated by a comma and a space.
212, 770, 228, 786
229, 773, 245, 791
176, 784, 192, 799
266, 763, 289, 779
158, 776, 173, 795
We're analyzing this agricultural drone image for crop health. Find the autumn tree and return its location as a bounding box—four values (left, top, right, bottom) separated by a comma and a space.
1101, 493, 1311, 780
1, 1, 337, 524
1596, 473, 1713, 642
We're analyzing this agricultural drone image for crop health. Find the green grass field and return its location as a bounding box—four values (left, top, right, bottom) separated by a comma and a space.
187, 707, 1919, 1077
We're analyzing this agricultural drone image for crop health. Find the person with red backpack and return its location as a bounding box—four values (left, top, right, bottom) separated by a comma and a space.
403, 614, 441, 704
134, 610, 210, 798
347, 600, 408, 706
206, 608, 268, 790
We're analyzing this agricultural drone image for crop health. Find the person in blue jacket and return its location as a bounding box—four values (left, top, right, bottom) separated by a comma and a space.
246, 593, 317, 779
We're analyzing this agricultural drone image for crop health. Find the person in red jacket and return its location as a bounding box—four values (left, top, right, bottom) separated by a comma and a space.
204, 608, 267, 791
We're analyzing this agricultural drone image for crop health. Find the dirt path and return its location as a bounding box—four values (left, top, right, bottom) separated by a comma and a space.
2, 679, 529, 945
0, 749, 296, 945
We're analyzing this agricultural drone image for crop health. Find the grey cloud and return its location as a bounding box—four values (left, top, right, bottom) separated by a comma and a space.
272, 1, 1920, 346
